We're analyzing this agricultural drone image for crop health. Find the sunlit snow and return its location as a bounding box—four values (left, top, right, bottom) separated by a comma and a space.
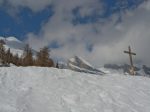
0, 67, 150, 112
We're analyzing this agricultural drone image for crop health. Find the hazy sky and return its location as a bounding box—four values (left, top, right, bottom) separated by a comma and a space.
0, 0, 150, 67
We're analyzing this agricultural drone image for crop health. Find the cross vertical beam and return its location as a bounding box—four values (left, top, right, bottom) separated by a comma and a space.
124, 46, 136, 75
129, 46, 133, 67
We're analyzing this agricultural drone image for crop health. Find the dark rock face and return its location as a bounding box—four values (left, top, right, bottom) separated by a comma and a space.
68, 56, 104, 75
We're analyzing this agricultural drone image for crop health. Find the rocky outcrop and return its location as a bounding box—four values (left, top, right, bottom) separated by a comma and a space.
68, 56, 105, 75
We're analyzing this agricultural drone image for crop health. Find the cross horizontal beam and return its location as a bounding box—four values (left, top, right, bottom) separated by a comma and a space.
124, 51, 136, 55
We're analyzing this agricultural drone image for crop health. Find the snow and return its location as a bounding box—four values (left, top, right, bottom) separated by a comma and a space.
69, 56, 93, 68
99, 67, 125, 75
68, 56, 104, 75
6, 37, 22, 43
68, 63, 104, 75
0, 36, 25, 56
0, 36, 22, 43
0, 67, 150, 112
0, 36, 37, 57
0, 36, 5, 40
76, 56, 92, 67
4, 45, 24, 57
69, 58, 75, 63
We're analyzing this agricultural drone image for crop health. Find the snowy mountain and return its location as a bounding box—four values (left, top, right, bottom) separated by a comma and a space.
67, 56, 105, 75
103, 64, 150, 77
0, 67, 150, 112
0, 36, 36, 57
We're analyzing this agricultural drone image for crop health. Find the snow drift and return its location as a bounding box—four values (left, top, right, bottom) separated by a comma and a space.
0, 67, 150, 112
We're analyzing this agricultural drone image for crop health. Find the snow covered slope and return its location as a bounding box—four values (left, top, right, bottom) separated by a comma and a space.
0, 36, 36, 57
68, 56, 104, 75
0, 67, 150, 112
0, 36, 24, 56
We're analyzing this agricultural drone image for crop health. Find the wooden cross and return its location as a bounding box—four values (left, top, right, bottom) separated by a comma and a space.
124, 46, 136, 75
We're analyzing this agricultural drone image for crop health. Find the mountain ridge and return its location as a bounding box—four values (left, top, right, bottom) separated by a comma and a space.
0, 36, 36, 57
67, 56, 105, 75
103, 63, 150, 77
0, 36, 150, 77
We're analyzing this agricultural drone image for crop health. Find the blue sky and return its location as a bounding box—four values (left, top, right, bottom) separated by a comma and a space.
0, 0, 144, 39
0, 0, 150, 66
72, 0, 144, 25
0, 6, 53, 40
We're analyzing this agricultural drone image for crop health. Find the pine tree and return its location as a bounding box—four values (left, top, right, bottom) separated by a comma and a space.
22, 44, 33, 66
56, 62, 59, 68
48, 58, 54, 67
0, 39, 6, 45
0, 42, 6, 64
36, 46, 54, 67
12, 54, 19, 66
5, 48, 12, 64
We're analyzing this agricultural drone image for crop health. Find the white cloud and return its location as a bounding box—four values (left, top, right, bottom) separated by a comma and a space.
0, 0, 3, 5
142, 0, 150, 11
76, 0, 103, 17
6, 0, 53, 12
88, 2, 150, 66
5, 0, 150, 66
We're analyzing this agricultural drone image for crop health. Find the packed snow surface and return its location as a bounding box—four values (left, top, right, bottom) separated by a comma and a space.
0, 67, 150, 112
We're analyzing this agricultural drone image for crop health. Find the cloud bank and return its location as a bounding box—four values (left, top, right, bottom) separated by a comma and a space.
0, 0, 52, 12
3, 0, 150, 67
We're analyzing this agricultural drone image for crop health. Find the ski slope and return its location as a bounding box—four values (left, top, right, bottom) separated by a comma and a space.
0, 67, 150, 112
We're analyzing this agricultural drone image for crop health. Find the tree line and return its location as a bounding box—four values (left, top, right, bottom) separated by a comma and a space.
0, 40, 54, 67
